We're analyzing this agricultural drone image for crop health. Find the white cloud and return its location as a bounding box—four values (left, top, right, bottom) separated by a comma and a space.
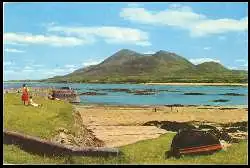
228, 66, 238, 70
48, 26, 151, 46
189, 58, 221, 65
234, 59, 248, 70
4, 70, 15, 73
235, 59, 246, 63
4, 32, 86, 47
4, 61, 12, 66
4, 48, 25, 53
4, 41, 29, 46
23, 69, 34, 72
127, 3, 141, 8
203, 47, 211, 50
82, 59, 103, 67
120, 5, 248, 37
191, 17, 248, 37
168, 3, 182, 9
32, 64, 44, 67
64, 64, 77, 68
143, 51, 156, 54
24, 66, 33, 70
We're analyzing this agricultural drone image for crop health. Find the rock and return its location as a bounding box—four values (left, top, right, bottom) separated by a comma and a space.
207, 129, 232, 142
199, 125, 217, 130
164, 104, 185, 107
160, 121, 196, 132
56, 127, 67, 133
133, 90, 156, 95
212, 99, 230, 102
184, 92, 206, 95
228, 132, 248, 141
224, 121, 247, 128
219, 108, 238, 110
142, 121, 161, 126
224, 127, 241, 133
94, 88, 132, 93
79, 92, 107, 96
220, 93, 246, 96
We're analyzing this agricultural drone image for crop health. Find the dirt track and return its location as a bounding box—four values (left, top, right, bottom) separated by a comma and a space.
75, 105, 248, 147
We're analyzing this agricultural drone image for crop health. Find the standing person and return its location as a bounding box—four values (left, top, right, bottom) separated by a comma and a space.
21, 84, 29, 105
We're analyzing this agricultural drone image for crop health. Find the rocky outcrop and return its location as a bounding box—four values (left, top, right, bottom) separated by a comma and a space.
220, 93, 246, 96
51, 110, 104, 148
143, 121, 196, 132
212, 99, 230, 102
184, 92, 206, 95
143, 120, 248, 143
79, 92, 107, 96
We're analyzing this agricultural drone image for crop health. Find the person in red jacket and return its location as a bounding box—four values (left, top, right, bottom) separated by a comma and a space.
21, 84, 29, 105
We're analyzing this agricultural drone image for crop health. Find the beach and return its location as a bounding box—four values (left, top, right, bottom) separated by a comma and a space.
75, 104, 248, 147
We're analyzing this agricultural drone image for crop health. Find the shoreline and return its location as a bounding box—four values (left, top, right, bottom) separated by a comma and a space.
144, 82, 248, 86
75, 104, 248, 109
4, 81, 248, 86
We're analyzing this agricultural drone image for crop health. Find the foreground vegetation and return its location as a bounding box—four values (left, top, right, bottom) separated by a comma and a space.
4, 93, 248, 164
4, 93, 73, 139
4, 134, 247, 164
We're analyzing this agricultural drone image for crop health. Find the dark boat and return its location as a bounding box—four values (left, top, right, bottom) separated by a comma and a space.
165, 129, 222, 158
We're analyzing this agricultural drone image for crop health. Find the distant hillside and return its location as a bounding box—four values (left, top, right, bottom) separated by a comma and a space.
41, 49, 248, 83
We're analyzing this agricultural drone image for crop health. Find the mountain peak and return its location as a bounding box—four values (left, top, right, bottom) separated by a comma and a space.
196, 61, 228, 72
102, 49, 142, 65
158, 50, 169, 53
115, 49, 138, 55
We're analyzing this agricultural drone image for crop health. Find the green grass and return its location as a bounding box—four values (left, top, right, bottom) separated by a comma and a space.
4, 93, 248, 164
4, 93, 74, 139
4, 134, 247, 164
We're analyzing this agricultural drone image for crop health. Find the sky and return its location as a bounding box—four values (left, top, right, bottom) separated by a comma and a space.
3, 2, 248, 80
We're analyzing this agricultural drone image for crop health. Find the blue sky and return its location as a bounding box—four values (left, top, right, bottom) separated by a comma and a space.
3, 2, 248, 80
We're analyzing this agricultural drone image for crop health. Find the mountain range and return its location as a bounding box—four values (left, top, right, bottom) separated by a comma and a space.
42, 49, 248, 83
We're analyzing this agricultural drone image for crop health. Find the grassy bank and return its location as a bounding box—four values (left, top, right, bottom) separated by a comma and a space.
4, 93, 74, 139
3, 93, 248, 164
4, 134, 247, 164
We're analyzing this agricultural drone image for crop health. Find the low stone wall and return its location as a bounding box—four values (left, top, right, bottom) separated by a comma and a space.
3, 130, 120, 157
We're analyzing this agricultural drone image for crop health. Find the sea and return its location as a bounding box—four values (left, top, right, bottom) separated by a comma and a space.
3, 82, 248, 106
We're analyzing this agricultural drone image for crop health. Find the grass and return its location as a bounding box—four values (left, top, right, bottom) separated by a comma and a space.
4, 134, 248, 164
4, 93, 74, 139
3, 93, 248, 164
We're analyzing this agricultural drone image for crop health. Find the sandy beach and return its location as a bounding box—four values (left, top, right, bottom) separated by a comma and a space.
75, 104, 248, 147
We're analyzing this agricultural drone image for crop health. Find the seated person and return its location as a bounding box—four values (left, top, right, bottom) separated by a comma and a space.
48, 91, 60, 100
29, 96, 42, 107
48, 94, 54, 100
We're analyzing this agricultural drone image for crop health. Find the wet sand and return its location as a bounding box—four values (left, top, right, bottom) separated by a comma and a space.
75, 105, 248, 147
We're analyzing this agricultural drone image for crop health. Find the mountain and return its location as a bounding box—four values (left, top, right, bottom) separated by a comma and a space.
42, 49, 248, 83
196, 62, 228, 72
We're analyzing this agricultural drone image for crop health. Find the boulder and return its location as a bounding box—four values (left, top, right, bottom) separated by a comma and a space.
160, 121, 196, 132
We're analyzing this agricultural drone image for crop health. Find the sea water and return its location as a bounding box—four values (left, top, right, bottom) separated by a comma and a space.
3, 82, 248, 106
